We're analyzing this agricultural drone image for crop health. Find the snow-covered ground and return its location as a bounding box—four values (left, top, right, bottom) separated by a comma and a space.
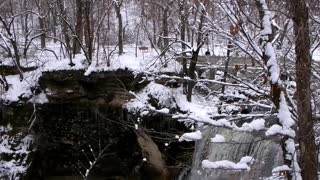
0, 42, 182, 103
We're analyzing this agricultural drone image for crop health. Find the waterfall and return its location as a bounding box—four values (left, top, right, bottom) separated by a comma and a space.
186, 127, 283, 180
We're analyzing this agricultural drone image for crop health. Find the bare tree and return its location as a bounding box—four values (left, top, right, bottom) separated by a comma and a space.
0, 1, 23, 80
187, 0, 208, 102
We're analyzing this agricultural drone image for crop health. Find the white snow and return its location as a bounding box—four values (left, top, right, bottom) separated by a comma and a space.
202, 156, 254, 171
126, 82, 176, 114
285, 138, 302, 180
43, 54, 87, 72
265, 42, 280, 84
126, 81, 225, 131
312, 49, 320, 62
83, 45, 181, 76
179, 130, 202, 142
265, 124, 295, 138
259, 0, 272, 36
140, 111, 150, 116
1, 70, 43, 103
265, 93, 296, 138
277, 93, 295, 129
236, 118, 266, 132
155, 108, 170, 114
272, 165, 291, 173
0, 126, 33, 179
258, 0, 281, 86
211, 134, 225, 143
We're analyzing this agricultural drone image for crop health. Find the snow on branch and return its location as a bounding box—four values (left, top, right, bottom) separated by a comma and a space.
235, 118, 266, 132
257, 0, 280, 85
265, 93, 296, 138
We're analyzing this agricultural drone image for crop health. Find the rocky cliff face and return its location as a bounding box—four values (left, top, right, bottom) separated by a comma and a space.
39, 69, 148, 106
0, 69, 193, 180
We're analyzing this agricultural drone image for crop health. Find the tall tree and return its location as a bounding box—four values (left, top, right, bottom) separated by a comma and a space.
114, 0, 124, 55
73, 0, 84, 55
187, 0, 207, 102
34, 0, 47, 49
289, 0, 318, 179
83, 0, 94, 61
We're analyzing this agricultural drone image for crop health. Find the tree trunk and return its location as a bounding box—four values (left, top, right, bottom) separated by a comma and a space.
73, 0, 83, 55
38, 0, 46, 49
163, 7, 169, 49
186, 2, 206, 102
290, 0, 318, 179
58, 0, 73, 65
152, 19, 157, 48
39, 17, 46, 49
221, 41, 232, 93
187, 49, 200, 102
22, 0, 29, 57
84, 0, 93, 61
115, 2, 123, 55
180, 0, 187, 94
51, 7, 57, 43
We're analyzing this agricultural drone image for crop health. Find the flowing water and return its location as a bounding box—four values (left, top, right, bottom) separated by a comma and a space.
183, 127, 283, 180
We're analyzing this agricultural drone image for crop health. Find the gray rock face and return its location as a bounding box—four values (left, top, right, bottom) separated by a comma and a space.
39, 69, 148, 107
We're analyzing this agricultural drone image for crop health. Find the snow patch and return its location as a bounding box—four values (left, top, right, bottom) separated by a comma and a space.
210, 134, 225, 143
272, 165, 291, 173
236, 118, 265, 132
179, 130, 202, 142
202, 156, 254, 171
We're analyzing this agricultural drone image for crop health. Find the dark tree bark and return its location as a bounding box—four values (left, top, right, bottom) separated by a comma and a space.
114, 0, 123, 55
290, 0, 318, 179
57, 0, 73, 66
179, 0, 188, 94
152, 18, 157, 48
162, 7, 169, 49
84, 0, 94, 61
51, 5, 58, 43
35, 0, 47, 49
73, 0, 84, 55
187, 2, 206, 102
22, 0, 30, 57
39, 16, 46, 49
221, 41, 233, 93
